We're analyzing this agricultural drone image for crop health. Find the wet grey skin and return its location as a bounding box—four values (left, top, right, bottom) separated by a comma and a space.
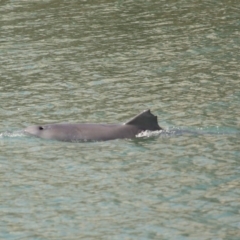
24, 109, 162, 142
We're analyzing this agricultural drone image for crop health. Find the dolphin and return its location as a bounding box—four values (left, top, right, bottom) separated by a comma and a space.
24, 109, 162, 142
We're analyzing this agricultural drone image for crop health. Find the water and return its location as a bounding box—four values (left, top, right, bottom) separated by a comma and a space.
0, 0, 240, 239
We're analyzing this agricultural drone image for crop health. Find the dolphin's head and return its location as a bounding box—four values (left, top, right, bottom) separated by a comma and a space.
24, 124, 75, 141
24, 125, 52, 139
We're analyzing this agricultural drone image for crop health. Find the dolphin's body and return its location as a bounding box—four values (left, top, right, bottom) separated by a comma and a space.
24, 110, 162, 142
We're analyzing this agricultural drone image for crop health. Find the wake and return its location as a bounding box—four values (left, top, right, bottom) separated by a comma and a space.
136, 127, 239, 139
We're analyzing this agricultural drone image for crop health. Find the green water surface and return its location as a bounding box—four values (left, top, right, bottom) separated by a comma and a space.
0, 0, 240, 239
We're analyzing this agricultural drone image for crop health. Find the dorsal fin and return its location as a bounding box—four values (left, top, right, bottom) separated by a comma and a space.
125, 109, 162, 131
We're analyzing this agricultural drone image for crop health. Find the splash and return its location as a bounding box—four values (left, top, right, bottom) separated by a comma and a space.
136, 130, 163, 138
136, 128, 185, 138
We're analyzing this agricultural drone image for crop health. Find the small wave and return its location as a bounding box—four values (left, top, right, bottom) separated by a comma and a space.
0, 130, 25, 138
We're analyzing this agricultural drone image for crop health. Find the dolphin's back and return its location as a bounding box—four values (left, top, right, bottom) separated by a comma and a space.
47, 123, 140, 141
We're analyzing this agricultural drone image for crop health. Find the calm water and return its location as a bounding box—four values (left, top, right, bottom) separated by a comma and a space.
1, 0, 240, 239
